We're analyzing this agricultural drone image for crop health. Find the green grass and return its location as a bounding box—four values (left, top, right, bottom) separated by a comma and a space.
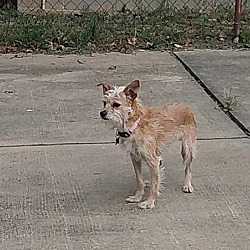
0, 7, 250, 53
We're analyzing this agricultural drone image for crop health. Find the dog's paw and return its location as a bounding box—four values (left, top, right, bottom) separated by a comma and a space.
138, 199, 155, 210
183, 184, 194, 193
126, 195, 141, 203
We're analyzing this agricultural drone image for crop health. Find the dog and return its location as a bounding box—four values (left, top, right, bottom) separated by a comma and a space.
97, 80, 197, 209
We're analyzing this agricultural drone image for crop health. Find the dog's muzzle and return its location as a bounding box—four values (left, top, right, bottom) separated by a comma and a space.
100, 110, 109, 120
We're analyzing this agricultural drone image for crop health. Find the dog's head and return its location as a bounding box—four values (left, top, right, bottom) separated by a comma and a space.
97, 80, 140, 130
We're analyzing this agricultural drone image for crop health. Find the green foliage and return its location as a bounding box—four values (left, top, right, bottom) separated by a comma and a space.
0, 8, 249, 53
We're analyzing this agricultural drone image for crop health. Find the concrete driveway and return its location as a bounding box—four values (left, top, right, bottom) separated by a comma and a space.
0, 51, 249, 250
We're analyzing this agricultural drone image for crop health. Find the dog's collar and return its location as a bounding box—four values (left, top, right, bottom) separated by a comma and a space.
129, 117, 141, 133
115, 117, 140, 144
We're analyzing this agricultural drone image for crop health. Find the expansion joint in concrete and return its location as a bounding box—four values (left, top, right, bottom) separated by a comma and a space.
171, 51, 250, 138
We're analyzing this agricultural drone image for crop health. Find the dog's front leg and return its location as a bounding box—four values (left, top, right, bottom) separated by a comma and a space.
138, 157, 160, 209
126, 155, 144, 203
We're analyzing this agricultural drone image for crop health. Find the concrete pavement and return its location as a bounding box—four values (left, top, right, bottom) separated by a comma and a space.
176, 50, 250, 133
0, 51, 249, 250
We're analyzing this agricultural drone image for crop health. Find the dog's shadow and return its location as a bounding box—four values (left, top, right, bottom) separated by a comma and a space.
86, 153, 185, 209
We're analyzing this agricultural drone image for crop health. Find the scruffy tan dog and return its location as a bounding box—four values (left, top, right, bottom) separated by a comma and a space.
98, 80, 197, 209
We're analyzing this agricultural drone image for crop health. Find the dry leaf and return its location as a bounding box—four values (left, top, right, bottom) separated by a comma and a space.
4, 90, 14, 94
47, 39, 64, 50
184, 40, 194, 48
103, 42, 117, 52
108, 65, 116, 70
131, 37, 137, 45
127, 38, 132, 45
11, 52, 25, 59
84, 53, 95, 57
223, 108, 230, 112
77, 59, 84, 64
58, 45, 65, 50
87, 42, 96, 48
108, 42, 116, 47
48, 41, 56, 50
146, 42, 154, 48
217, 31, 226, 42
174, 44, 183, 48
208, 18, 217, 22
4, 46, 17, 53
21, 48, 33, 53
127, 37, 137, 46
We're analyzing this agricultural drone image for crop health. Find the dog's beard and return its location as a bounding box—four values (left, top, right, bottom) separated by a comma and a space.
106, 113, 126, 131
105, 107, 132, 132
103, 114, 122, 131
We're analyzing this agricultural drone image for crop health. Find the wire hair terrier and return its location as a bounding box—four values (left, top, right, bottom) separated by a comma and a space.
98, 80, 197, 209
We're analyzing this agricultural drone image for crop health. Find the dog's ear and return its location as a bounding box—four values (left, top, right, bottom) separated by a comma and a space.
123, 80, 140, 101
97, 82, 114, 94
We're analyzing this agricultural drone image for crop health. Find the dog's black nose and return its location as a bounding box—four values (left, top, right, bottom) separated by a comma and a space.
100, 110, 108, 120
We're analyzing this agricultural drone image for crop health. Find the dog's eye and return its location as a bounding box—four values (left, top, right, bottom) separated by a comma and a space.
113, 102, 121, 108
103, 101, 106, 107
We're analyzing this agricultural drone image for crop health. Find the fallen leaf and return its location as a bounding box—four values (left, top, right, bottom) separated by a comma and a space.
4, 46, 17, 53
223, 107, 232, 112
22, 48, 33, 53
108, 65, 116, 70
174, 44, 183, 48
4, 90, 14, 94
47, 41, 56, 50
84, 53, 95, 57
77, 59, 84, 64
127, 37, 137, 46
184, 40, 194, 48
208, 18, 217, 22
58, 45, 65, 50
146, 42, 154, 48
217, 31, 226, 42
87, 42, 96, 48
131, 37, 137, 45
108, 42, 116, 47
11, 52, 25, 59
127, 38, 132, 45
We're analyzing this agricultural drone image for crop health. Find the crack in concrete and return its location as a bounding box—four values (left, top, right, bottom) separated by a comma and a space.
0, 141, 114, 148
171, 52, 250, 138
0, 136, 248, 149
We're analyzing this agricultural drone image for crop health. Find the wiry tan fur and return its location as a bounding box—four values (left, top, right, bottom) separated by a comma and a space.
98, 80, 197, 209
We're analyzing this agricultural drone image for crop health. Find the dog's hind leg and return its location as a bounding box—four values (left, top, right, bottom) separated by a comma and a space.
181, 131, 196, 193
126, 155, 144, 203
